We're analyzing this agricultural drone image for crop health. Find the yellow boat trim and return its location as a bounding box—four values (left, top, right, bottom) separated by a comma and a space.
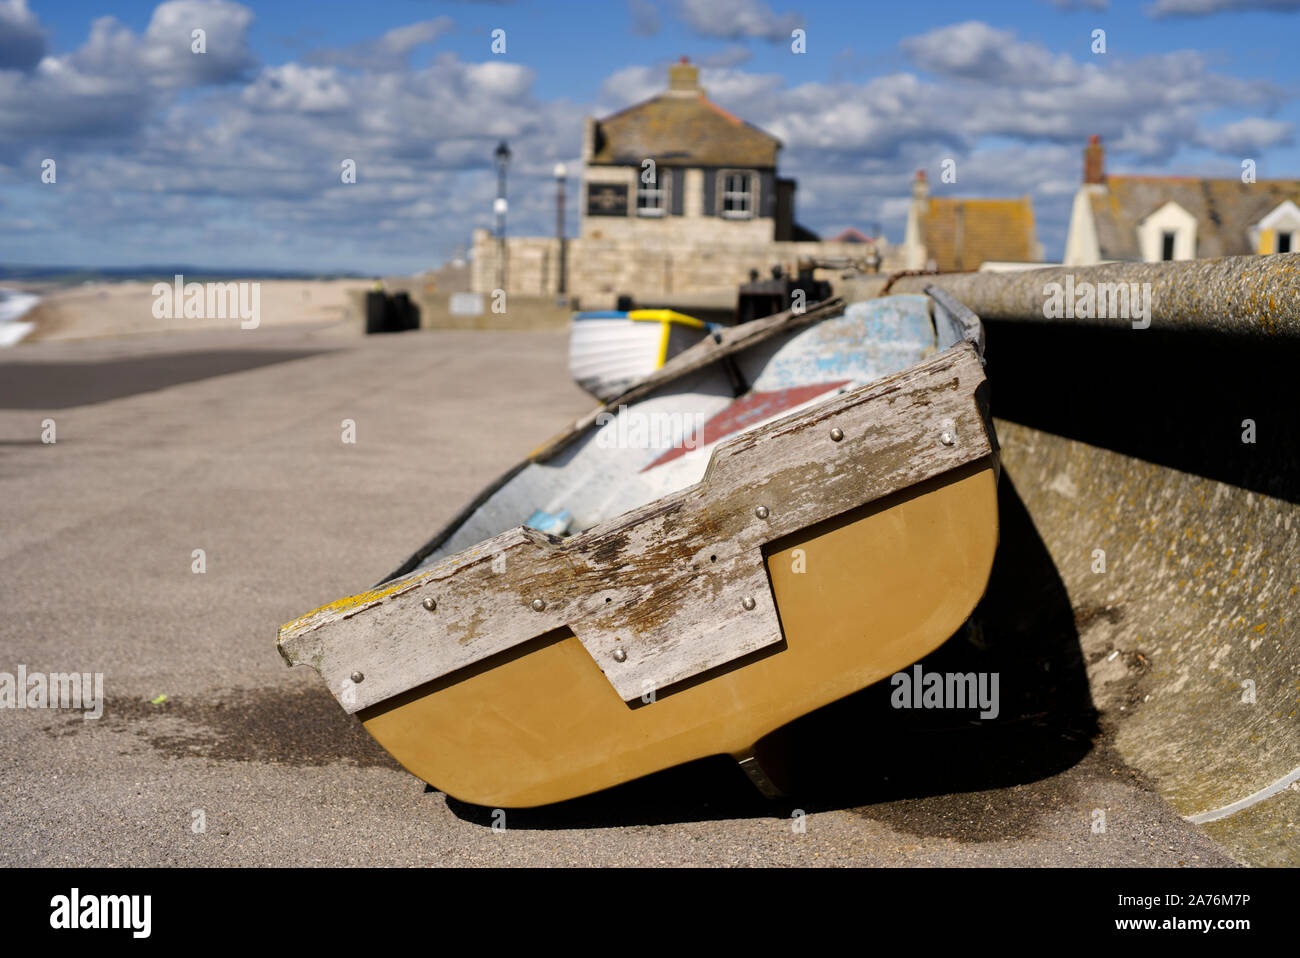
626, 309, 706, 328
279, 574, 428, 635
627, 309, 706, 368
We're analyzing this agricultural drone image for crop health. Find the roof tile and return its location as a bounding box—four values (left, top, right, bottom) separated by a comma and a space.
590, 92, 781, 168
1092, 176, 1300, 259
920, 197, 1038, 271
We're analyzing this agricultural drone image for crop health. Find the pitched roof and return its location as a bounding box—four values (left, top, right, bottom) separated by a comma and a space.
920, 197, 1038, 271
1091, 176, 1300, 260
829, 227, 872, 243
588, 64, 781, 169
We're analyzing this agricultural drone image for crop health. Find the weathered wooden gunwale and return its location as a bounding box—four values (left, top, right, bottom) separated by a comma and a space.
278, 341, 993, 712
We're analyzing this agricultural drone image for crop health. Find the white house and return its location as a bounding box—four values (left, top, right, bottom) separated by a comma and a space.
1064, 135, 1300, 265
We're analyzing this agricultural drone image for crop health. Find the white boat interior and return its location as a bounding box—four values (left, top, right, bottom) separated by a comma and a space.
416, 294, 941, 571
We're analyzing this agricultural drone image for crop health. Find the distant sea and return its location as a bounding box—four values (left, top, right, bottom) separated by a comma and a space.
0, 287, 40, 347
0, 265, 369, 286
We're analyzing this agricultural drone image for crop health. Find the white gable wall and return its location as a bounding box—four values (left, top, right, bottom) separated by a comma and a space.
1137, 201, 1198, 262
1251, 199, 1300, 253
1064, 185, 1103, 266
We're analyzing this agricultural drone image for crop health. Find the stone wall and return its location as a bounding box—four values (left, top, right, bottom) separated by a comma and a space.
471, 227, 901, 305
470, 232, 564, 297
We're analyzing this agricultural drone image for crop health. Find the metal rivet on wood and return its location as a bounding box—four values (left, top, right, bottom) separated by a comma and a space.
422, 597, 437, 611
829, 427, 844, 442
754, 505, 769, 519
350, 671, 364, 683
612, 648, 627, 663
741, 596, 757, 611
531, 598, 546, 611
940, 431, 956, 446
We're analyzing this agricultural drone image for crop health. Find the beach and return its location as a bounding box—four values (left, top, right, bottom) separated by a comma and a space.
11, 278, 372, 344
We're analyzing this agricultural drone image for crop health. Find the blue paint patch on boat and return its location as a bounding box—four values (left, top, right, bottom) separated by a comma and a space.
751, 294, 936, 392
525, 509, 572, 535
572, 311, 629, 321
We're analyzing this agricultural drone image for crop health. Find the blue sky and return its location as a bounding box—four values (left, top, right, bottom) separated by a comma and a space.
3, 0, 1299, 273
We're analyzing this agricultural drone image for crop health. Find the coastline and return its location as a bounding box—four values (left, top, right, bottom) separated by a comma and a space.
2, 278, 370, 344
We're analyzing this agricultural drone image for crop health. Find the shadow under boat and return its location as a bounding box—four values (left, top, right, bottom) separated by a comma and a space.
445, 475, 1096, 830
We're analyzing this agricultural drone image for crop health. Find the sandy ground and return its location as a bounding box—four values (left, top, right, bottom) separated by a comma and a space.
19, 279, 369, 343
0, 321, 1244, 866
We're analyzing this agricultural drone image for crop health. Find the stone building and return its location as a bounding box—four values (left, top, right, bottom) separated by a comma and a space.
472, 59, 891, 305
579, 57, 801, 246
1064, 135, 1300, 265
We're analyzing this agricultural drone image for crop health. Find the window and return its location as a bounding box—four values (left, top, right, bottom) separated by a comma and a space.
637, 174, 667, 217
720, 172, 754, 219
1161, 231, 1176, 261
1253, 200, 1300, 254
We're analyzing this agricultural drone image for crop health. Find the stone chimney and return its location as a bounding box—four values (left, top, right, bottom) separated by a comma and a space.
668, 56, 700, 95
903, 171, 929, 269
1083, 134, 1105, 185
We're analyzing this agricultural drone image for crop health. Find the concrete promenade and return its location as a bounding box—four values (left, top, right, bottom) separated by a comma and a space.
0, 323, 1237, 865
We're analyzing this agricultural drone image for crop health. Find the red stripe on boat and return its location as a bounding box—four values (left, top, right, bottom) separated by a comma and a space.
642, 381, 850, 471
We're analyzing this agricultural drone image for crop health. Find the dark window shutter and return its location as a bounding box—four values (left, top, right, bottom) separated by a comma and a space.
701, 168, 716, 217
760, 172, 776, 218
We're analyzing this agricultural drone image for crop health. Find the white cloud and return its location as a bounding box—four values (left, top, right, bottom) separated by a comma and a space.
307, 17, 453, 71
598, 64, 663, 110
1199, 116, 1295, 152
675, 0, 802, 41
463, 60, 533, 99
0, 1, 256, 141
901, 21, 1079, 86
242, 63, 352, 112
0, 0, 46, 71
137, 0, 257, 87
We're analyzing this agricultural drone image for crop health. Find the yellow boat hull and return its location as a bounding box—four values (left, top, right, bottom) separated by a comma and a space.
359, 459, 998, 807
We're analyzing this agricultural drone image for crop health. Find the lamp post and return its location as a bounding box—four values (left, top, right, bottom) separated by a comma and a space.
554, 162, 567, 299
494, 140, 510, 292
867, 220, 883, 273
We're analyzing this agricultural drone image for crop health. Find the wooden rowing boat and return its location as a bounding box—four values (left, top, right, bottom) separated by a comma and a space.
568, 308, 710, 402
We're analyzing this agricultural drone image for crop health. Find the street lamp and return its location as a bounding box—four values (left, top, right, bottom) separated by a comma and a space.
494, 140, 510, 291
554, 162, 567, 298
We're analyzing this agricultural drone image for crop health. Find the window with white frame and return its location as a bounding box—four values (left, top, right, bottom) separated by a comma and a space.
720, 171, 754, 219
637, 173, 668, 216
